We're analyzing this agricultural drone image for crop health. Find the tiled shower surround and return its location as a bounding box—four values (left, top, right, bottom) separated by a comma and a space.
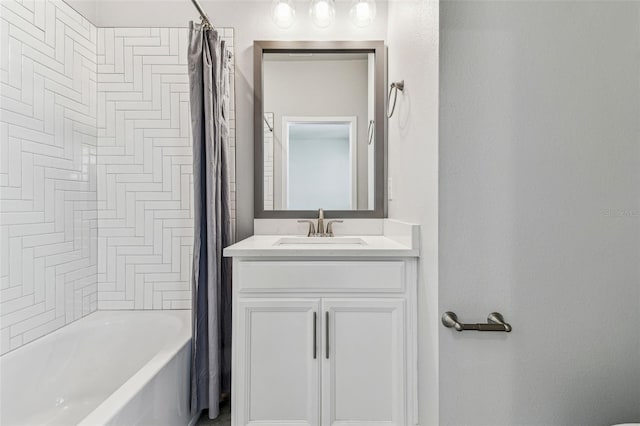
0, 0, 236, 354
95, 27, 236, 310
0, 0, 98, 354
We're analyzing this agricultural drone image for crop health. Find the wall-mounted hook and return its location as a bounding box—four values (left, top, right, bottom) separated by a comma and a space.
387, 80, 404, 118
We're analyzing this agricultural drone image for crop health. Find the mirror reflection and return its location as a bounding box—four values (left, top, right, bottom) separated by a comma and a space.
262, 52, 376, 211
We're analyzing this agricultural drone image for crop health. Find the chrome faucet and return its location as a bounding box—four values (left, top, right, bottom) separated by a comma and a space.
325, 219, 342, 237
298, 209, 343, 237
297, 220, 316, 237
317, 209, 324, 237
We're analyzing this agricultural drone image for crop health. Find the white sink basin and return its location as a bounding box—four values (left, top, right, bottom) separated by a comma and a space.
274, 237, 368, 246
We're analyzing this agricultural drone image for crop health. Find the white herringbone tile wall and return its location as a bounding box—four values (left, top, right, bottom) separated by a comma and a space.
1, 0, 236, 353
0, 0, 98, 354
95, 27, 236, 310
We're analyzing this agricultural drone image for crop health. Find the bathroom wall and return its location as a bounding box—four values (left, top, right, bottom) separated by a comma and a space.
68, 0, 389, 239
0, 0, 98, 354
94, 26, 236, 310
439, 1, 640, 424
387, 2, 640, 424
385, 1, 440, 424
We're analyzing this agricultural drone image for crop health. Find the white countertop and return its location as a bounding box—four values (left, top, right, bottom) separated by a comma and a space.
224, 219, 420, 258
223, 235, 418, 257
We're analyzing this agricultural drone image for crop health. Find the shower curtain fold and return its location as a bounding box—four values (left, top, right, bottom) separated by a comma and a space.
187, 21, 233, 420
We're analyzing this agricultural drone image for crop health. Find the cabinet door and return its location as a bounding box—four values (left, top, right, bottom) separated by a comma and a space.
321, 299, 405, 426
235, 298, 320, 426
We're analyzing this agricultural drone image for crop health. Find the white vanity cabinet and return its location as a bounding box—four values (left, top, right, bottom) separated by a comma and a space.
235, 298, 320, 426
321, 298, 406, 426
229, 257, 418, 426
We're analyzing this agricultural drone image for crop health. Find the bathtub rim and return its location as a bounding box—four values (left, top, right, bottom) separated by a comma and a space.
75, 309, 193, 426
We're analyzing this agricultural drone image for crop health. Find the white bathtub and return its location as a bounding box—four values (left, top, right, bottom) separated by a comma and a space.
0, 310, 195, 426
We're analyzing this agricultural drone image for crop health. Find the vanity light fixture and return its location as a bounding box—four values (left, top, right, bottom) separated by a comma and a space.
309, 0, 336, 28
349, 0, 376, 27
271, 0, 296, 29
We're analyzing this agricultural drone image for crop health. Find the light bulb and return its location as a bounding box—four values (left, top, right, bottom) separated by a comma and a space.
309, 0, 336, 28
272, 0, 296, 29
349, 0, 376, 27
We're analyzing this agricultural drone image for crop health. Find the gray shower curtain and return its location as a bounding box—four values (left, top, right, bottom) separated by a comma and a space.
188, 21, 233, 420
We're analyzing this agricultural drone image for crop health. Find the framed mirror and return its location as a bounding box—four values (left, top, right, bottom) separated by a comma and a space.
254, 41, 386, 218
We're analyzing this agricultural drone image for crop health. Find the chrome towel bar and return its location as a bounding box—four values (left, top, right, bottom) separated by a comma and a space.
442, 311, 512, 332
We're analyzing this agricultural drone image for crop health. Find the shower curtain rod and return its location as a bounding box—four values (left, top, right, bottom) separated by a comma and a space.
190, 0, 213, 28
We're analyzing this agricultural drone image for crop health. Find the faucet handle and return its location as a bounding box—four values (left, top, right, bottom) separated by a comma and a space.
325, 220, 343, 237
297, 220, 316, 237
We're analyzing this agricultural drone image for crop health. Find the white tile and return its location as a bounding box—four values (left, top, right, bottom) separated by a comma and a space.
123, 36, 160, 47
1, 20, 236, 346
8, 237, 22, 287
0, 294, 34, 316
21, 247, 34, 295
1, 302, 45, 328
0, 0, 98, 352
21, 316, 64, 345
114, 28, 151, 38
0, 327, 11, 355
10, 308, 55, 336
97, 300, 134, 310
9, 334, 23, 351
170, 300, 191, 310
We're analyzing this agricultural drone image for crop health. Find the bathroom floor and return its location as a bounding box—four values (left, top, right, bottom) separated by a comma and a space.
196, 402, 231, 425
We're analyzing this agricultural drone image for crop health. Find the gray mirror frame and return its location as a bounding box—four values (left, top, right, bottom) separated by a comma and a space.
254, 40, 387, 219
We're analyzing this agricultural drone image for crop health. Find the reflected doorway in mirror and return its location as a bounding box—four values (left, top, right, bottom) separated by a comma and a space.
282, 117, 357, 210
